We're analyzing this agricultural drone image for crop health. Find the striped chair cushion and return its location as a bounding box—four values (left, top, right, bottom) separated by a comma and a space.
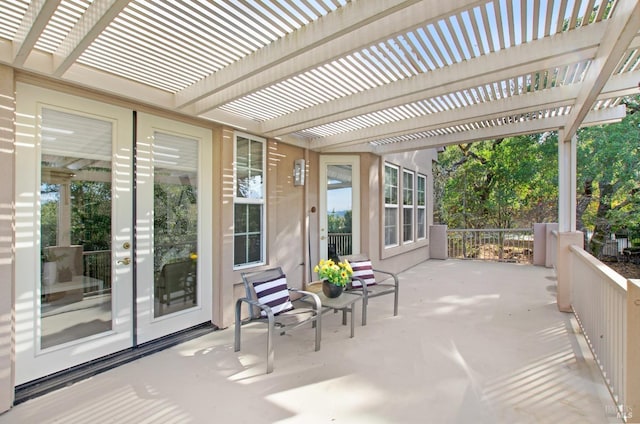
253, 275, 293, 317
350, 260, 376, 288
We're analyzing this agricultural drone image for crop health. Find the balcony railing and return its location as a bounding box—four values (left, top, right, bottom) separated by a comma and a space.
81, 241, 196, 293
569, 245, 639, 422
83, 250, 111, 291
327, 233, 352, 260
447, 228, 533, 263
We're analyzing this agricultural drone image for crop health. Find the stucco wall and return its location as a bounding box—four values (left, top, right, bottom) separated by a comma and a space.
219, 137, 309, 328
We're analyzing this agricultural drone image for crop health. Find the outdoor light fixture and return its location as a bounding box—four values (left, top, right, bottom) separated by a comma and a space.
293, 158, 305, 186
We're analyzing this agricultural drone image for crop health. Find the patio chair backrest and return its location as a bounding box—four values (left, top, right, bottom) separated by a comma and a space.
159, 260, 192, 292
241, 267, 286, 320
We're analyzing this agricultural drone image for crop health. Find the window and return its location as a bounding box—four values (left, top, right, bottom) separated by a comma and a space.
234, 134, 265, 267
417, 174, 427, 239
402, 170, 414, 243
384, 164, 399, 247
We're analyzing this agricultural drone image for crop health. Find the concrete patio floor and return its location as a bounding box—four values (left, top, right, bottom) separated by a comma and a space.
0, 260, 620, 423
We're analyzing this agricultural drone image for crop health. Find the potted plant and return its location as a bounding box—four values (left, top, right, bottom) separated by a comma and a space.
314, 258, 353, 298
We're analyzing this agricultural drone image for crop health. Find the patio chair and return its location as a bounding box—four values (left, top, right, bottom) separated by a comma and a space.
234, 267, 322, 374
340, 254, 399, 325
156, 259, 196, 314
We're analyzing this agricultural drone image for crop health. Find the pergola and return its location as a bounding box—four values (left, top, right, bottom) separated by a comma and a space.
2, 0, 639, 230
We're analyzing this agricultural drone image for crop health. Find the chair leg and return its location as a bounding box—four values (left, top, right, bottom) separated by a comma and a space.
314, 313, 321, 351
393, 289, 399, 316
234, 300, 242, 352
362, 298, 368, 326
267, 317, 275, 374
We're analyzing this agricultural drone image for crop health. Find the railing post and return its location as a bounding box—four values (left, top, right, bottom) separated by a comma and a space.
545, 223, 559, 268
556, 231, 583, 312
429, 225, 447, 259
627, 279, 640, 423
533, 223, 547, 266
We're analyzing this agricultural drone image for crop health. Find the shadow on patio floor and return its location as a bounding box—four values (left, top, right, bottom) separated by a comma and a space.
0, 260, 620, 424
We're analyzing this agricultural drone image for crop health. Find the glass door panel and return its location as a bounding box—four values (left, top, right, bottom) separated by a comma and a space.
40, 108, 114, 348
319, 156, 360, 262
152, 132, 198, 318
326, 164, 353, 260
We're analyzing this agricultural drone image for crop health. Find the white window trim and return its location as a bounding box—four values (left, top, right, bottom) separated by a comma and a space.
233, 132, 266, 269
384, 163, 399, 248
402, 169, 414, 244
417, 173, 427, 240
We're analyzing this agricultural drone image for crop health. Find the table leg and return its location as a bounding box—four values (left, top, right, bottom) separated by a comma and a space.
350, 302, 355, 338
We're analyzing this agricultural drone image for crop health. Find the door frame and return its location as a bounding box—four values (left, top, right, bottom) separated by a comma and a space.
14, 83, 134, 384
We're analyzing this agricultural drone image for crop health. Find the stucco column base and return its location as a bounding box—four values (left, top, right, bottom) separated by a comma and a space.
429, 225, 447, 259
556, 231, 583, 312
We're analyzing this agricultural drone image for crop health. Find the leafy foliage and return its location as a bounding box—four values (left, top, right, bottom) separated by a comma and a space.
435, 134, 558, 228
327, 209, 351, 233
576, 96, 640, 254
434, 95, 640, 256
314, 258, 353, 286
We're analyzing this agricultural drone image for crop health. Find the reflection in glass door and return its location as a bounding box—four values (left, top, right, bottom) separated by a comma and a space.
151, 133, 198, 318
319, 156, 360, 261
39, 108, 115, 349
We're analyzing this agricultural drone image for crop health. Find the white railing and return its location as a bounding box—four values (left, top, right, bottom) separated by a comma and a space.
569, 245, 638, 421
447, 228, 533, 263
327, 233, 352, 258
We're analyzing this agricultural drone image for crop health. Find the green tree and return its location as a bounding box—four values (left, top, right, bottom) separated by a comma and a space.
327, 209, 351, 233
71, 181, 112, 250
576, 96, 640, 255
435, 134, 558, 228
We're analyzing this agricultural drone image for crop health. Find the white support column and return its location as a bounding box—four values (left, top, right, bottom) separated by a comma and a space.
0, 65, 15, 412
556, 131, 582, 311
558, 131, 577, 232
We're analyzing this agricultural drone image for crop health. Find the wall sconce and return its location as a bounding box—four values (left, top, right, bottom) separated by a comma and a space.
293, 158, 305, 186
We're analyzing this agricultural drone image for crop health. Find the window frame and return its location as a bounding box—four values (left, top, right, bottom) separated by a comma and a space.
417, 173, 427, 240
402, 169, 414, 244
384, 163, 399, 248
233, 132, 266, 269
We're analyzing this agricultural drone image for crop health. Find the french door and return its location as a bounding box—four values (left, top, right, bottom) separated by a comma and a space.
135, 113, 212, 343
15, 84, 211, 384
319, 155, 360, 261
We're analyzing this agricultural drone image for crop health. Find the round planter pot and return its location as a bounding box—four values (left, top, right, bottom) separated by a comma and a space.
322, 280, 343, 298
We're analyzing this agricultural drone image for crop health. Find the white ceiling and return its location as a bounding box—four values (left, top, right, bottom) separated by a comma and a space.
1, 0, 639, 154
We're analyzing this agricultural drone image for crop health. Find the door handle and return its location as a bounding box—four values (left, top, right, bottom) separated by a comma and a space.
117, 257, 131, 265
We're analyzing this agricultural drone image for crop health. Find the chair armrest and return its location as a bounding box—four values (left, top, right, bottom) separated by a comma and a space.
348, 277, 369, 302
235, 296, 274, 321
289, 288, 322, 311
372, 269, 399, 286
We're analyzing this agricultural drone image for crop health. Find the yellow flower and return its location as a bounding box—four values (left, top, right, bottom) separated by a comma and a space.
314, 258, 353, 287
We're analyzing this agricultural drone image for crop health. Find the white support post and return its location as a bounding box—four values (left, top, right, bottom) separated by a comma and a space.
556, 131, 581, 312
558, 131, 577, 232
